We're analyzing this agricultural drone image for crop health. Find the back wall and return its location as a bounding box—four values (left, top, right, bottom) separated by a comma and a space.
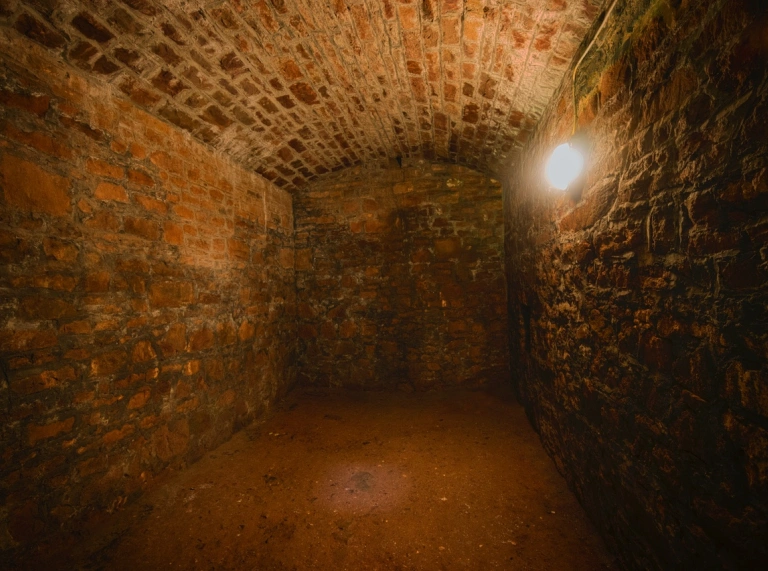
295, 161, 509, 390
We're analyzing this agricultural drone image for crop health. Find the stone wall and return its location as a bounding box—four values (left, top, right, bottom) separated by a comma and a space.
295, 161, 508, 390
504, 0, 768, 568
0, 32, 296, 557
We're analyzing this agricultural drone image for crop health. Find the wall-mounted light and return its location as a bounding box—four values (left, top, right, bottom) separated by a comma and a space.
545, 0, 619, 191
545, 143, 584, 190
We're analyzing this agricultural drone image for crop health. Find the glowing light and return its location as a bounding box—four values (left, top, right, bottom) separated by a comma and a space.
545, 143, 584, 190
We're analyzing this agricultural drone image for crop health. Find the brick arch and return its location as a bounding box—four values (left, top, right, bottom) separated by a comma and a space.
6, 0, 604, 192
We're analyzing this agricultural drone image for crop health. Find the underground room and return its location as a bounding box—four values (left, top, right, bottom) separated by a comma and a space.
1, 0, 767, 569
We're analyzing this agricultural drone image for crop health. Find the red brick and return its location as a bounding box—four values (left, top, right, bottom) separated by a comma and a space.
218, 389, 235, 406
128, 169, 155, 187
71, 12, 115, 43
30, 274, 79, 292
111, 139, 128, 153
94, 181, 128, 202
2, 123, 74, 159
28, 417, 75, 445
1, 155, 71, 216
60, 320, 91, 335
227, 238, 249, 260
124, 216, 159, 240
130, 142, 147, 159
43, 238, 78, 262
0, 330, 58, 352
173, 204, 195, 220
102, 424, 134, 445
289, 82, 319, 105
134, 194, 166, 214
339, 320, 358, 339
163, 221, 184, 245
90, 349, 127, 376
132, 340, 157, 363
84, 209, 120, 231
159, 323, 186, 355
298, 324, 317, 339
11, 366, 76, 395
183, 360, 200, 376
279, 247, 294, 269
434, 237, 461, 258
150, 150, 184, 174
149, 281, 194, 308
127, 387, 151, 409
365, 219, 387, 233
86, 158, 124, 179
19, 297, 77, 320
398, 5, 418, 30
279, 59, 303, 81
188, 327, 214, 351
151, 69, 187, 97
295, 248, 312, 270
0, 88, 50, 117
85, 270, 110, 292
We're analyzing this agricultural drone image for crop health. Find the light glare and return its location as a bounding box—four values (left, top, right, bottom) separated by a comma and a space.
545, 143, 584, 190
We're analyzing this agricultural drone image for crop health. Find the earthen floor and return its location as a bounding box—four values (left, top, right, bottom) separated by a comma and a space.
39, 388, 616, 570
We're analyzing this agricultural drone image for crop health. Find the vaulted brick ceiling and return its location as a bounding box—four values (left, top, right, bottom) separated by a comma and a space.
7, 0, 604, 191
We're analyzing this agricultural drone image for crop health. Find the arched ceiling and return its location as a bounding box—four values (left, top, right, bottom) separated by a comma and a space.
5, 0, 605, 191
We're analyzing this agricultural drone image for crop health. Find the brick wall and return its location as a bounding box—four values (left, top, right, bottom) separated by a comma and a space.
0, 33, 296, 555
295, 161, 509, 390
0, 0, 602, 191
504, 0, 768, 567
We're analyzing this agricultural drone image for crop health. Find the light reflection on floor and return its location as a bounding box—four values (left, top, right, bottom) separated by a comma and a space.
318, 463, 411, 515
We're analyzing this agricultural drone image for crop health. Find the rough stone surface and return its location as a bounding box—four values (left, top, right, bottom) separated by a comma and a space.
504, 0, 768, 568
0, 0, 604, 192
0, 35, 297, 556
296, 161, 509, 390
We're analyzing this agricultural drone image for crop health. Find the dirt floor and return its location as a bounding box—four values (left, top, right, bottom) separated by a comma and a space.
25, 388, 617, 570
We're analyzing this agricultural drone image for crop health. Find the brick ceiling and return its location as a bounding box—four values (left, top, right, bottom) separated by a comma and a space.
5, 0, 605, 192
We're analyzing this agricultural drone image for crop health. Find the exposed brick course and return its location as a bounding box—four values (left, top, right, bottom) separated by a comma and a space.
3, 0, 765, 567
0, 0, 601, 192
296, 161, 509, 390
504, 0, 768, 567
0, 35, 296, 553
